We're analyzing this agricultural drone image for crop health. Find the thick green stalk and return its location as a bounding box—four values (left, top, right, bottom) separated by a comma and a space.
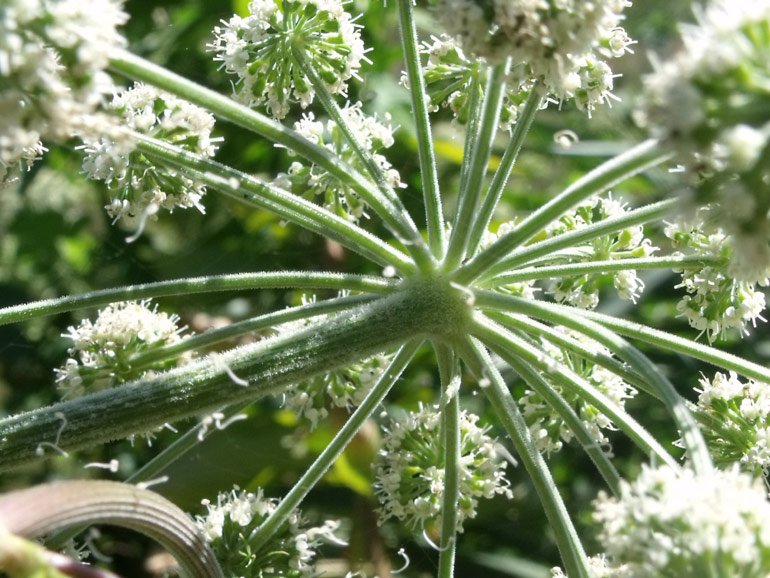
134, 135, 416, 274
108, 49, 429, 266
455, 140, 673, 283
472, 314, 678, 469
466, 88, 544, 256
396, 0, 446, 259
475, 291, 712, 474
483, 254, 719, 287
458, 338, 590, 578
478, 199, 677, 280
0, 281, 471, 471
0, 481, 223, 578
436, 344, 460, 578
250, 340, 421, 550
0, 271, 395, 327
445, 62, 510, 270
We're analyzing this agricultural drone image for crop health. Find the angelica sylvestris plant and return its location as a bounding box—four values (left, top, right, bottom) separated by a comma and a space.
1, 0, 770, 577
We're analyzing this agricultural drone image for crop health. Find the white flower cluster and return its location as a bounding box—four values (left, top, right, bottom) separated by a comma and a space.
80, 82, 218, 230
209, 0, 365, 119
546, 196, 658, 309
196, 487, 341, 577
593, 465, 770, 577
636, 1, 770, 280
665, 214, 766, 342
696, 371, 770, 477
635, 0, 770, 167
431, 0, 634, 114
0, 0, 127, 183
480, 220, 540, 299
284, 354, 391, 429
551, 555, 621, 578
55, 300, 188, 397
374, 404, 513, 533
273, 102, 402, 223
420, 34, 527, 130
521, 328, 636, 456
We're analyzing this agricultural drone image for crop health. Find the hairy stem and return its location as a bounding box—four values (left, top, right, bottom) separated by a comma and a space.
0, 271, 395, 327
396, 0, 446, 259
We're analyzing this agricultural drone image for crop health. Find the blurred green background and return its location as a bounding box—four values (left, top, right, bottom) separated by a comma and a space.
2, 1, 768, 577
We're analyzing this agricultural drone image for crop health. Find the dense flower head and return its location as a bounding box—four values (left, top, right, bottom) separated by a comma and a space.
374, 404, 513, 533
209, 0, 366, 119
273, 102, 401, 222
521, 328, 636, 456
419, 34, 527, 130
195, 487, 341, 577
665, 212, 767, 342
80, 82, 219, 230
430, 0, 633, 114
695, 371, 770, 477
0, 0, 127, 183
593, 465, 770, 577
54, 299, 188, 397
545, 196, 658, 309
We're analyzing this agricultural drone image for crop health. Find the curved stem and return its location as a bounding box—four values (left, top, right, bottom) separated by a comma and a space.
455, 140, 673, 284
0, 481, 223, 578
445, 61, 510, 270
250, 340, 421, 550
134, 135, 416, 274
472, 313, 678, 469
108, 49, 430, 267
475, 291, 712, 474
396, 0, 446, 260
482, 254, 719, 287
457, 337, 591, 578
479, 199, 677, 280
435, 343, 460, 578
574, 307, 770, 385
0, 271, 396, 327
466, 88, 544, 256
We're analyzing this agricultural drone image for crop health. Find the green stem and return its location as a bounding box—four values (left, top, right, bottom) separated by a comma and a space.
574, 307, 770, 385
487, 312, 649, 398
0, 481, 223, 578
250, 340, 421, 550
445, 62, 510, 270
491, 340, 622, 495
108, 49, 430, 268
475, 291, 712, 474
0, 271, 395, 326
396, 0, 446, 260
0, 284, 459, 471
472, 314, 678, 469
130, 294, 374, 370
458, 338, 590, 578
455, 140, 673, 283
466, 88, 544, 256
482, 254, 719, 287
134, 135, 416, 274
479, 199, 677, 280
290, 49, 434, 272
436, 344, 460, 578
